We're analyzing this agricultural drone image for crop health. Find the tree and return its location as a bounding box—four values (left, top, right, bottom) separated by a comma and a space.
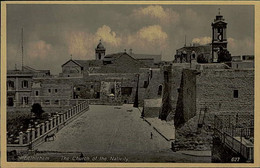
217, 48, 232, 62
31, 103, 44, 119
197, 54, 208, 63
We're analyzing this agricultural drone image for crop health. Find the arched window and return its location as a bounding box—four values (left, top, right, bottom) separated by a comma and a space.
164, 71, 169, 82
22, 80, 28, 88
158, 85, 163, 96
7, 81, 14, 90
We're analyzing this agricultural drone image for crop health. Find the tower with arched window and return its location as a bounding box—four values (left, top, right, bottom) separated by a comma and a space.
211, 9, 228, 62
95, 39, 106, 60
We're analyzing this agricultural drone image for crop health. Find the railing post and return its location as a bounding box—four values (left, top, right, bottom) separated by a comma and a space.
19, 132, 24, 145
31, 128, 35, 140
248, 147, 253, 162
60, 113, 64, 123
57, 115, 60, 125
26, 129, 31, 144
53, 116, 57, 127
240, 128, 243, 154
41, 123, 45, 134
50, 118, 53, 129
36, 125, 40, 138
46, 121, 49, 132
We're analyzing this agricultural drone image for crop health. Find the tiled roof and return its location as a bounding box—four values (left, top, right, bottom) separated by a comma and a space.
130, 53, 161, 63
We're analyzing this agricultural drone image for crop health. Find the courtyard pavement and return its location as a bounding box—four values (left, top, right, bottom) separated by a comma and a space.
36, 104, 210, 162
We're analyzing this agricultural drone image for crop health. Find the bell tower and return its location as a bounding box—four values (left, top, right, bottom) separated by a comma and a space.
211, 9, 228, 62
95, 39, 106, 60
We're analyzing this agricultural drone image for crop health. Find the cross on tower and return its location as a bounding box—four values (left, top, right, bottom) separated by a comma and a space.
218, 8, 221, 15
70, 54, 72, 60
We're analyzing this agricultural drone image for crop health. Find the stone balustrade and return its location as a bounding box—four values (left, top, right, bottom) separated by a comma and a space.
11, 101, 89, 146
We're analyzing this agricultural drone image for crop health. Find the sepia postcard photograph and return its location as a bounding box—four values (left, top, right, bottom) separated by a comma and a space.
1, 1, 259, 167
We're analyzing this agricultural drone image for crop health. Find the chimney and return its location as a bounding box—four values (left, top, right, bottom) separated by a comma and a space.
129, 48, 133, 55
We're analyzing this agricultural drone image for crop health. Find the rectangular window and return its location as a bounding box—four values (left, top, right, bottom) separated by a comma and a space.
111, 88, 115, 94
55, 89, 58, 93
44, 100, 50, 105
22, 80, 28, 88
54, 100, 59, 105
96, 92, 100, 99
35, 91, 39, 96
164, 71, 169, 82
48, 89, 51, 93
143, 81, 148, 88
22, 97, 29, 105
121, 87, 132, 96
234, 90, 238, 98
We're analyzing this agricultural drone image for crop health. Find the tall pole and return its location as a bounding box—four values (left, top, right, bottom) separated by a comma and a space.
184, 35, 186, 47
21, 28, 24, 71
133, 74, 139, 108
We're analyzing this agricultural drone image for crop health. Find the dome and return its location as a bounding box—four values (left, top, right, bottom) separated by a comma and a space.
96, 39, 105, 50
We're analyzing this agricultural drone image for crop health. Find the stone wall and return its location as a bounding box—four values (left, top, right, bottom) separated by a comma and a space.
169, 64, 190, 112
182, 68, 254, 123
143, 99, 162, 118
144, 68, 164, 99
182, 69, 197, 122
231, 61, 254, 69
7, 101, 89, 152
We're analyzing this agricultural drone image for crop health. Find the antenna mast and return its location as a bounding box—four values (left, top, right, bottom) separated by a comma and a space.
185, 35, 187, 47
21, 28, 24, 71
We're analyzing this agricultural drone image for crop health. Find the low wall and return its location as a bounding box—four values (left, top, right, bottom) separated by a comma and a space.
143, 107, 161, 118
7, 101, 89, 152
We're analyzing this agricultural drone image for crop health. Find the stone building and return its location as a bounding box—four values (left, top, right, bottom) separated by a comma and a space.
174, 44, 211, 63
95, 39, 106, 60
7, 70, 33, 107
178, 64, 254, 124
7, 66, 52, 108
211, 11, 228, 62
174, 11, 230, 63
7, 39, 165, 111
231, 55, 254, 69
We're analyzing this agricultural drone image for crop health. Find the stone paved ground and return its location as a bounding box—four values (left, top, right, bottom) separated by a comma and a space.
35, 105, 210, 162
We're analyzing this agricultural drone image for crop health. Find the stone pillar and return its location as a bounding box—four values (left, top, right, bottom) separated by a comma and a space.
50, 119, 53, 129
70, 109, 73, 117
57, 115, 60, 125
36, 125, 40, 138
19, 132, 24, 145
64, 113, 67, 121
53, 116, 57, 127
60, 114, 64, 123
31, 128, 35, 140
67, 110, 69, 118
41, 123, 45, 134
26, 130, 31, 144
46, 121, 49, 132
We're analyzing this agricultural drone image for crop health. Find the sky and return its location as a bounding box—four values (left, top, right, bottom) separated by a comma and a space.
7, 4, 254, 74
